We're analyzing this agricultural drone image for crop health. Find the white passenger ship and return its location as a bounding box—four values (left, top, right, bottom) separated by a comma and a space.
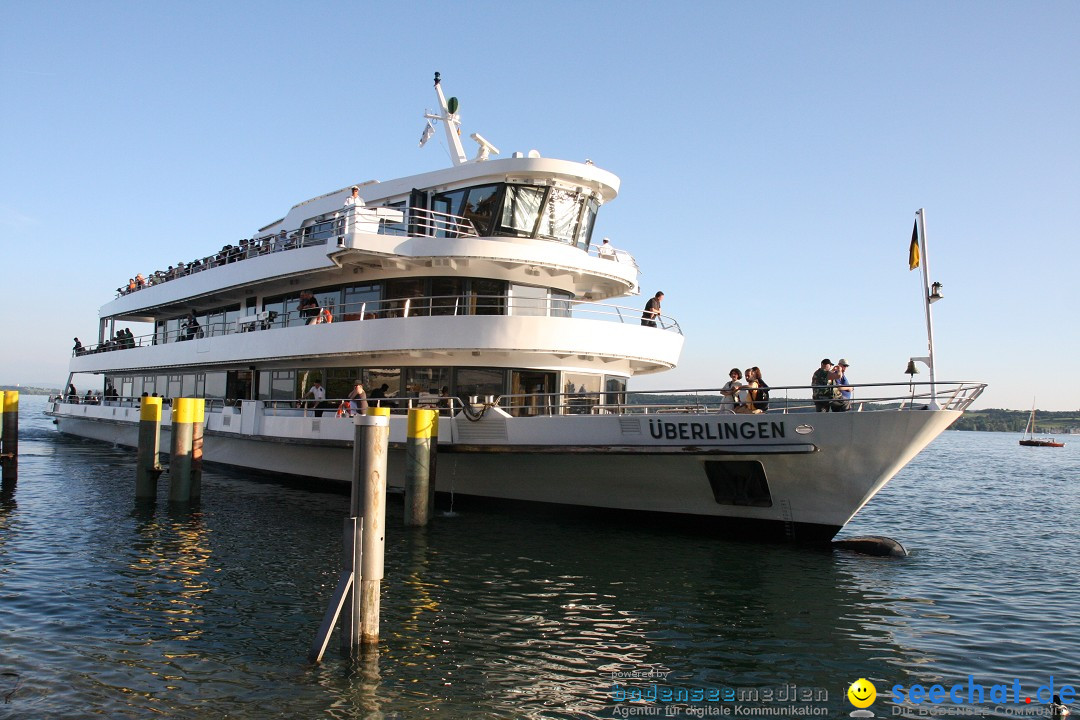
49, 74, 985, 542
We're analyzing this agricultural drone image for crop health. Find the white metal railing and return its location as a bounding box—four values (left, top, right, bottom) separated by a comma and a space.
75, 294, 682, 354
482, 381, 987, 416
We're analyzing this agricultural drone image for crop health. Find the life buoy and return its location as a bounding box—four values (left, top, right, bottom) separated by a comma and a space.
336, 401, 348, 418
318, 308, 333, 324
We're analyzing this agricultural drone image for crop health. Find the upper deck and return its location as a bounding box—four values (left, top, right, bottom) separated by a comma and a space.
101, 156, 635, 323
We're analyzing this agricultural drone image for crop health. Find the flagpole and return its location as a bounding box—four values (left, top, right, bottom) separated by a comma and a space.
915, 208, 938, 408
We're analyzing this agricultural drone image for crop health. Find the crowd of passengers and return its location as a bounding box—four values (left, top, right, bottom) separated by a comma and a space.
72, 330, 136, 356
116, 231, 309, 297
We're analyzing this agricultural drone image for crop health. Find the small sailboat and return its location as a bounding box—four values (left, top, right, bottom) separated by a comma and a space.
1019, 401, 1065, 447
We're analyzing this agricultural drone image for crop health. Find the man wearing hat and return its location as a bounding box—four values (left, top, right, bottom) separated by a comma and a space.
832, 359, 852, 412
341, 185, 366, 239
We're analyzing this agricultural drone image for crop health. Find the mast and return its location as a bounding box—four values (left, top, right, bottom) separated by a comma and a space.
426, 72, 467, 166
914, 209, 939, 409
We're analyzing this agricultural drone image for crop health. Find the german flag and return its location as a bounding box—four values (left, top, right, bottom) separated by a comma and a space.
908, 221, 920, 270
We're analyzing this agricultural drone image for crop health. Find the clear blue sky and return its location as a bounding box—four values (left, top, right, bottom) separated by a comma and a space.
2, 2, 1077, 410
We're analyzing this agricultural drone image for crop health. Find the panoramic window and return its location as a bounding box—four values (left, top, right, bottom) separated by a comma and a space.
539, 188, 582, 245
499, 185, 546, 237
461, 184, 500, 235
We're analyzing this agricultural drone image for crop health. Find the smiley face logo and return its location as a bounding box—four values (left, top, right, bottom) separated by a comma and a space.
847, 678, 876, 708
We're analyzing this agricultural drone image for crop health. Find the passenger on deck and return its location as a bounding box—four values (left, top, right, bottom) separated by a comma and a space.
298, 291, 321, 325
369, 383, 395, 408
127, 278, 136, 293
182, 311, 201, 341
73, 337, 84, 356
67, 384, 79, 403
135, 273, 146, 289
737, 368, 759, 413
751, 367, 770, 412
304, 381, 326, 416
832, 359, 852, 412
347, 380, 368, 417
811, 359, 838, 412
598, 237, 616, 260
641, 291, 663, 327
720, 369, 742, 413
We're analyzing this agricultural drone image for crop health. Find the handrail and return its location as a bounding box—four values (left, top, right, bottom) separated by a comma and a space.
51, 383, 985, 420
76, 294, 682, 354
482, 381, 987, 416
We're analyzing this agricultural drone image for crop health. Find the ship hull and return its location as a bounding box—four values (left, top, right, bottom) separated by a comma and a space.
50, 401, 961, 543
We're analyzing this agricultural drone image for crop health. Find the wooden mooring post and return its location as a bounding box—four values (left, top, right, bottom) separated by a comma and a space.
135, 397, 163, 500
309, 408, 389, 663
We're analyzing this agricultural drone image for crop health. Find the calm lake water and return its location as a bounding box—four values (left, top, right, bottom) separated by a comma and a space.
1, 394, 1077, 719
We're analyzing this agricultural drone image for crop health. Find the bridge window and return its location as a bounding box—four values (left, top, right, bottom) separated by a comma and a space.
499, 185, 545, 237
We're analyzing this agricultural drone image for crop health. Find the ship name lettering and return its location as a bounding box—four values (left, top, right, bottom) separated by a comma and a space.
647, 420, 786, 441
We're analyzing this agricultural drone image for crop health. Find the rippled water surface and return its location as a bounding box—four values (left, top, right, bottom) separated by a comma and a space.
1, 395, 1077, 718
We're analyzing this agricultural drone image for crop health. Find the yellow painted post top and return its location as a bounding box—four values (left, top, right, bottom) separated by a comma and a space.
192, 398, 205, 424
367, 407, 391, 417
2, 390, 17, 413
407, 408, 436, 439
173, 397, 196, 424
431, 412, 439, 437
140, 396, 163, 421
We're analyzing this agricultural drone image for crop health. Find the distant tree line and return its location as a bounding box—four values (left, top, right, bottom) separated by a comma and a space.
0, 386, 61, 396
948, 408, 1080, 434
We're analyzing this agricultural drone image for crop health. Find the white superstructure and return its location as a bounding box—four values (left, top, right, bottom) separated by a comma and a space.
49, 74, 985, 542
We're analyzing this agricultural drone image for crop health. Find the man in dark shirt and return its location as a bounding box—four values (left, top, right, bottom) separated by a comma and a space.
298, 291, 320, 325
641, 291, 664, 327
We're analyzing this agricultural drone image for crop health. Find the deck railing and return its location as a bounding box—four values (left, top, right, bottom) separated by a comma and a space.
52, 382, 985, 420
76, 293, 681, 354
485, 381, 987, 416
114, 205, 637, 298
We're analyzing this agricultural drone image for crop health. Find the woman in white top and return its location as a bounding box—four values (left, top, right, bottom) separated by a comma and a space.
720, 368, 742, 413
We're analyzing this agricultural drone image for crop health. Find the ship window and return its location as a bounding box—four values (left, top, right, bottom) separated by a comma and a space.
702, 461, 773, 508
324, 368, 357, 403
258, 370, 296, 401
120, 376, 133, 399
551, 290, 573, 318
385, 279, 429, 317
432, 188, 466, 223
364, 368, 401, 409
181, 374, 196, 397
562, 373, 601, 415
579, 197, 599, 249
604, 376, 627, 411
498, 185, 545, 237
167, 375, 182, 399
454, 368, 506, 405
387, 200, 407, 232
431, 278, 465, 316
461, 184, 500, 235
509, 284, 548, 316
204, 372, 226, 399
343, 284, 381, 320
404, 368, 451, 404
470, 279, 506, 315
539, 188, 582, 245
